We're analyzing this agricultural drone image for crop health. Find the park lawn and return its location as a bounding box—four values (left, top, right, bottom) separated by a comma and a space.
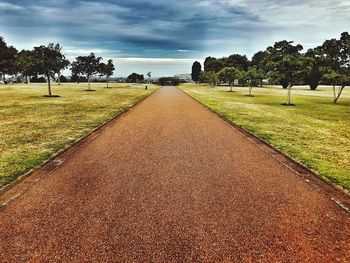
0, 82, 157, 187
181, 84, 350, 191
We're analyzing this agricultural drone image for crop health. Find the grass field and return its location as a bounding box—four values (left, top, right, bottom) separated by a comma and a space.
0, 82, 156, 187
181, 84, 350, 191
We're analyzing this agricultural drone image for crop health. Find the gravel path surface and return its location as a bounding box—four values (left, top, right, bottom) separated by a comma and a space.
1, 86, 349, 262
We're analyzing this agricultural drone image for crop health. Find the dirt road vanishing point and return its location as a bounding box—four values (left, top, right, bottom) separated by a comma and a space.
1, 86, 349, 262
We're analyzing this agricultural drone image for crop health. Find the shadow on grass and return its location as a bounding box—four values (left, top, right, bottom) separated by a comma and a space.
43, 95, 61, 98
84, 89, 97, 92
281, 103, 296, 106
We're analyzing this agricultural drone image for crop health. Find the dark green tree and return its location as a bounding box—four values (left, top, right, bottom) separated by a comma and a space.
191, 61, 202, 83
17, 50, 36, 83
265, 40, 303, 89
218, 67, 241, 92
99, 59, 115, 88
71, 53, 102, 91
0, 37, 18, 83
127, 73, 144, 83
223, 54, 250, 71
32, 43, 68, 96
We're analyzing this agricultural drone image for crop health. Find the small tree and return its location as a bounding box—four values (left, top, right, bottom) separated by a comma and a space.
53, 44, 70, 85
147, 72, 152, 83
218, 67, 240, 92
191, 61, 202, 83
127, 73, 144, 83
237, 70, 249, 86
71, 53, 102, 91
99, 59, 115, 88
32, 43, 67, 96
246, 67, 264, 96
268, 55, 313, 105
17, 50, 36, 84
0, 37, 18, 83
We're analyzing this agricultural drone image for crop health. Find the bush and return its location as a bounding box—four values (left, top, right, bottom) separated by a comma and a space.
30, 76, 46, 83
157, 77, 180, 86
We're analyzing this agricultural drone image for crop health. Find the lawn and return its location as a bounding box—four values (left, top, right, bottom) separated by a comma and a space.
0, 82, 157, 187
180, 84, 350, 191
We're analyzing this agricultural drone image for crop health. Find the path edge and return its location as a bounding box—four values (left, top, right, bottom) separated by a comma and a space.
178, 86, 350, 212
0, 88, 159, 198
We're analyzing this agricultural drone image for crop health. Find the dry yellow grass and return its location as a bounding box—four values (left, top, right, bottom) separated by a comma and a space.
0, 82, 157, 186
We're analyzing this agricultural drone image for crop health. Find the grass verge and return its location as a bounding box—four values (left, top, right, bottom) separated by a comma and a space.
180, 84, 350, 191
0, 82, 157, 187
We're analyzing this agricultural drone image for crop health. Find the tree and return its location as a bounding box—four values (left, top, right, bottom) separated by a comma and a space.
303, 47, 324, 90
246, 67, 264, 96
204, 57, 225, 72
147, 72, 152, 83
17, 50, 36, 83
199, 71, 218, 86
32, 43, 68, 96
265, 40, 303, 89
127, 73, 144, 83
268, 55, 313, 105
321, 32, 350, 103
0, 37, 18, 83
158, 77, 180, 86
223, 54, 250, 71
99, 59, 115, 88
218, 67, 240, 92
237, 70, 249, 86
251, 51, 268, 86
191, 61, 201, 83
71, 53, 102, 91
52, 44, 70, 85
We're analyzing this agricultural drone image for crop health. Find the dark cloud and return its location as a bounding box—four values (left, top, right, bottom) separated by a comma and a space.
0, 0, 349, 76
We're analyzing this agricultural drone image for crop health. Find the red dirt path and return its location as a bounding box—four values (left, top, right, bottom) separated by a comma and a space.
0, 86, 349, 262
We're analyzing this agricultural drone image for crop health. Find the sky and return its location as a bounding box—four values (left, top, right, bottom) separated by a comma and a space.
0, 0, 349, 77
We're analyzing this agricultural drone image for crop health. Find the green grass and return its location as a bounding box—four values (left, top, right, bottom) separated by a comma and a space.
0, 82, 157, 187
180, 84, 350, 191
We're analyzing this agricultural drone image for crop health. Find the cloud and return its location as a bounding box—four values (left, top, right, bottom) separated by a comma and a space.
0, 2, 23, 10
0, 0, 349, 76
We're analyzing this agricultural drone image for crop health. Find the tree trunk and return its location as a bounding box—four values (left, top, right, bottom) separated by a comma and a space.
2, 74, 6, 84
27, 76, 30, 84
88, 76, 91, 90
106, 77, 109, 88
332, 85, 336, 102
287, 83, 292, 105
58, 71, 61, 85
47, 75, 52, 96
230, 84, 232, 92
249, 85, 252, 96
334, 86, 345, 104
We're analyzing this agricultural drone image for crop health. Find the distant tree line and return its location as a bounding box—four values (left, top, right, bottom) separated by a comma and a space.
0, 36, 115, 96
192, 32, 350, 104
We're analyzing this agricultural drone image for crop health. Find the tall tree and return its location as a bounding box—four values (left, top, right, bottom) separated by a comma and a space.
223, 54, 250, 71
265, 40, 303, 89
321, 32, 350, 103
191, 61, 202, 83
246, 67, 265, 96
17, 50, 36, 83
218, 67, 241, 92
52, 44, 70, 85
204, 57, 225, 72
71, 53, 102, 91
99, 59, 115, 88
32, 43, 67, 96
0, 37, 18, 83
303, 47, 324, 90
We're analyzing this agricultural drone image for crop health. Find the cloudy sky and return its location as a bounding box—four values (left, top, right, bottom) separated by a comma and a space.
0, 0, 349, 77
